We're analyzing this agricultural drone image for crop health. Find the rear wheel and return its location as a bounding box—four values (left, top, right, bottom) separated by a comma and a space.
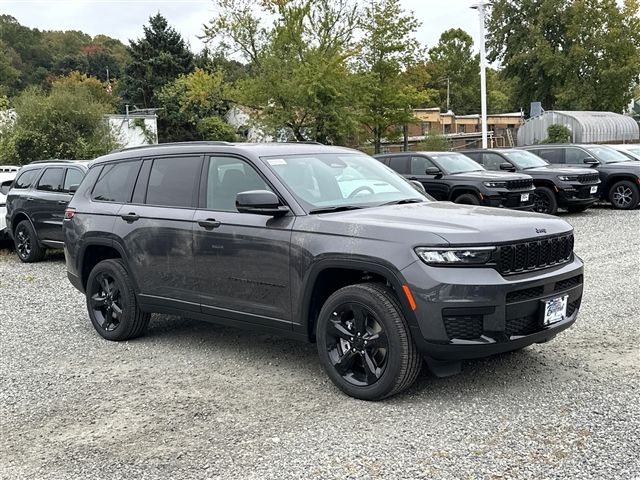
609, 180, 639, 210
454, 193, 480, 205
316, 283, 421, 401
533, 186, 558, 215
86, 259, 150, 341
14, 220, 45, 263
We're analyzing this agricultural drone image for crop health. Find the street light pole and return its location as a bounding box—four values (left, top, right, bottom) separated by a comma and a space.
472, 1, 490, 148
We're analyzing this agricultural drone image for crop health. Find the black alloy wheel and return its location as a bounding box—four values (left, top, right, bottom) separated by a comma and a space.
609, 180, 639, 210
90, 272, 124, 332
325, 302, 389, 387
14, 220, 45, 263
533, 186, 558, 215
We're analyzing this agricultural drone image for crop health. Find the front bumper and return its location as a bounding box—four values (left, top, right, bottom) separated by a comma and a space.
557, 183, 600, 207
401, 255, 583, 360
0, 207, 8, 237
483, 190, 535, 211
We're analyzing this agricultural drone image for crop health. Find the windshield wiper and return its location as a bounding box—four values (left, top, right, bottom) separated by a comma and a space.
308, 205, 366, 214
380, 198, 425, 206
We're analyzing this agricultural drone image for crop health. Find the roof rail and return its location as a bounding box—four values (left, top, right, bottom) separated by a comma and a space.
111, 141, 234, 153
284, 141, 324, 145
29, 159, 81, 164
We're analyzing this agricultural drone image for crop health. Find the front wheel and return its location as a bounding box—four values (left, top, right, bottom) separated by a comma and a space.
316, 283, 421, 401
533, 186, 558, 215
609, 180, 639, 210
86, 259, 150, 341
454, 193, 480, 205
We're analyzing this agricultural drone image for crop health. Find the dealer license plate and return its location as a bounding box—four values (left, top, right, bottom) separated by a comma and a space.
542, 295, 568, 326
521, 193, 530, 202
590, 186, 598, 194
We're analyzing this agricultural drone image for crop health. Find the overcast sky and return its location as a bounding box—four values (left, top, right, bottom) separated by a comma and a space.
0, 0, 483, 53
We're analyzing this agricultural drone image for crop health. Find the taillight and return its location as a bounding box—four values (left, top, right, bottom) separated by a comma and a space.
64, 208, 76, 219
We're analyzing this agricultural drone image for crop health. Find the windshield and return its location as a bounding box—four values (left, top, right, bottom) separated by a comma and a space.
262, 153, 427, 211
503, 150, 549, 169
585, 146, 631, 163
428, 152, 485, 174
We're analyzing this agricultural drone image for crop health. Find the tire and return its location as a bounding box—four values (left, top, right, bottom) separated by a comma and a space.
567, 205, 589, 213
13, 220, 46, 263
533, 186, 558, 215
316, 283, 421, 401
454, 193, 480, 205
86, 259, 150, 341
608, 180, 640, 210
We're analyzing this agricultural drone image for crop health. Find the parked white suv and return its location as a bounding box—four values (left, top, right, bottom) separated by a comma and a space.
0, 170, 18, 238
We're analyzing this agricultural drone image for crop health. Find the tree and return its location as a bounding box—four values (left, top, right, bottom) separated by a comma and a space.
356, 0, 431, 153
0, 77, 118, 165
156, 68, 235, 142
543, 124, 572, 143
206, 0, 361, 144
418, 130, 450, 151
487, 0, 640, 112
120, 14, 194, 109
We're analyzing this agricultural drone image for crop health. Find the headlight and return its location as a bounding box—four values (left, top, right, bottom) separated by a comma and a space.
483, 181, 507, 188
557, 175, 579, 181
415, 247, 495, 265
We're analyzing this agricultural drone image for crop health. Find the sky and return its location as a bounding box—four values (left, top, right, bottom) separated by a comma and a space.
0, 0, 484, 53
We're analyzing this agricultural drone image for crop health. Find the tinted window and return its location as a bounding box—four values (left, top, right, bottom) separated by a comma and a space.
13, 169, 40, 189
63, 168, 84, 192
503, 150, 549, 169
584, 146, 631, 164
462, 152, 482, 163
37, 168, 64, 192
483, 153, 507, 170
146, 156, 201, 207
429, 153, 485, 174
534, 148, 563, 164
565, 147, 588, 164
410, 156, 436, 174
206, 157, 271, 211
388, 156, 410, 174
92, 161, 141, 203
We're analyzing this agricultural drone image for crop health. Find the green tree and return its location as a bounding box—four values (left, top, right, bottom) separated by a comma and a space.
418, 130, 450, 151
488, 0, 640, 112
0, 78, 118, 165
356, 0, 430, 153
120, 13, 194, 109
543, 124, 572, 143
206, 0, 361, 144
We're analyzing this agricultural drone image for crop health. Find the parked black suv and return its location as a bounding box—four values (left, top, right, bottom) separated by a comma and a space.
461, 149, 600, 215
375, 151, 535, 210
6, 160, 89, 262
519, 144, 640, 210
64, 142, 583, 400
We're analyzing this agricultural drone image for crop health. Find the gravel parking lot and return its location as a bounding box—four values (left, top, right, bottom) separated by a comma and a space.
1, 205, 639, 480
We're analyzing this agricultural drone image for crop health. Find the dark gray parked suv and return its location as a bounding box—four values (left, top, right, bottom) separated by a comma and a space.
63, 142, 584, 400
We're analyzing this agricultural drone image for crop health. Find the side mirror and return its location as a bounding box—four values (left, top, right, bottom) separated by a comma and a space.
583, 158, 600, 166
236, 190, 289, 217
69, 184, 79, 193
409, 180, 426, 194
0, 181, 12, 195
424, 166, 442, 176
499, 162, 515, 171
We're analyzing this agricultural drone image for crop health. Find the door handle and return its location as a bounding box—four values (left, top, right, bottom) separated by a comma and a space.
198, 218, 221, 230
408, 176, 418, 180
26, 197, 35, 201
57, 200, 68, 204
120, 212, 140, 223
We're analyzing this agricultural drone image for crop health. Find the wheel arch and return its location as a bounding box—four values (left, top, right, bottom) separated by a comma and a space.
298, 257, 418, 342
603, 174, 640, 195
79, 240, 132, 291
11, 211, 36, 235
449, 186, 482, 202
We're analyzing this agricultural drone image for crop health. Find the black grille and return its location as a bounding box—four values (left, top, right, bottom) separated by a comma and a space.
577, 186, 596, 198
443, 315, 483, 340
497, 234, 574, 275
505, 315, 539, 336
506, 178, 534, 190
506, 286, 544, 303
567, 297, 581, 316
555, 275, 583, 292
577, 173, 600, 184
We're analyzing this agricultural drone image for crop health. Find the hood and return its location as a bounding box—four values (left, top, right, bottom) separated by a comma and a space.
598, 162, 640, 174
523, 166, 595, 175
448, 170, 531, 181
309, 201, 573, 245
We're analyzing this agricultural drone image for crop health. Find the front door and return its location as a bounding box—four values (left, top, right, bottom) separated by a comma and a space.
410, 156, 449, 200
193, 156, 294, 328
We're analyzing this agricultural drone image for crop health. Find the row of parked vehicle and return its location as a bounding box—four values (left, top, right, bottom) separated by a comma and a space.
0, 141, 636, 400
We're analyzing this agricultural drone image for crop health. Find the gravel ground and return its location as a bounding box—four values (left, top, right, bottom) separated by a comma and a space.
1, 205, 639, 480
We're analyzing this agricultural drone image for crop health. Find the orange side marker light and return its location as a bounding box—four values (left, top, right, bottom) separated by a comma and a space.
402, 285, 417, 311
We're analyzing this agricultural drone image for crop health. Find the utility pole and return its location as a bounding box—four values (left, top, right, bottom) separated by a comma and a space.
472, 1, 490, 149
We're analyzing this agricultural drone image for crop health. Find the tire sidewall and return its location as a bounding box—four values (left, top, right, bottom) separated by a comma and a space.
316, 287, 407, 400
534, 186, 558, 215
86, 259, 136, 341
609, 180, 639, 210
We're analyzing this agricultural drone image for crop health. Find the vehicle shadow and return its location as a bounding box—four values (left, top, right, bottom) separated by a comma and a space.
144, 314, 559, 401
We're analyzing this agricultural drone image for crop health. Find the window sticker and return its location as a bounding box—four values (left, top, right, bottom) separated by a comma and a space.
267, 158, 287, 166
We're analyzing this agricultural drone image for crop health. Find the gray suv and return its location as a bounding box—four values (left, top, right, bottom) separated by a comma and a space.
63, 142, 584, 400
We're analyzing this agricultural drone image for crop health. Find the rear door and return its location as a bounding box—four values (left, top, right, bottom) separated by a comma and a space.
115, 155, 202, 310
31, 167, 68, 243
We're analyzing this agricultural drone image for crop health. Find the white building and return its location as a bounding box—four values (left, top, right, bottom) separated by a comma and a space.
106, 114, 158, 148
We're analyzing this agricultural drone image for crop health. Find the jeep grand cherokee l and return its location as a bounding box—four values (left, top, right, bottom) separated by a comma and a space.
6, 160, 88, 262
375, 151, 535, 210
520, 144, 640, 210
63, 142, 583, 400
461, 149, 600, 215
